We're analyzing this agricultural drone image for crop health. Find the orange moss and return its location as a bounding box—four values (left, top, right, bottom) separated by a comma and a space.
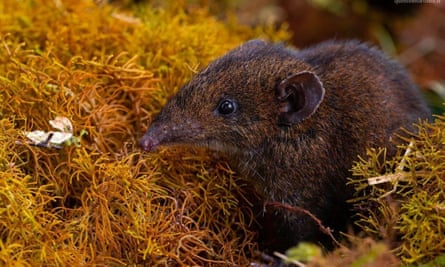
0, 0, 290, 265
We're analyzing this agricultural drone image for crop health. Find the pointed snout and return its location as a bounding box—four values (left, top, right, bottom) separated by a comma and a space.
139, 119, 202, 152
139, 123, 164, 152
139, 131, 160, 152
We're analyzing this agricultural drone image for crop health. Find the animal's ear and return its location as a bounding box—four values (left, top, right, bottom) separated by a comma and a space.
276, 71, 325, 125
240, 39, 268, 50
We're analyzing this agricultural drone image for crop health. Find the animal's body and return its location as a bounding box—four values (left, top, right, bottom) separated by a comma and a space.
139, 39, 430, 250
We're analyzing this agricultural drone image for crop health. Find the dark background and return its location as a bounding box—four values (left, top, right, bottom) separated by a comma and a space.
201, 0, 445, 114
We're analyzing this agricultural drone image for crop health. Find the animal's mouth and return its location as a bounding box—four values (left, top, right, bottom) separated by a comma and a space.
139, 129, 189, 152
139, 117, 243, 156
204, 139, 240, 155
139, 119, 202, 152
139, 132, 239, 155
139, 124, 241, 156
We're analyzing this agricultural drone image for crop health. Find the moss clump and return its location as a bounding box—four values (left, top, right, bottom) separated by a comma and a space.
0, 0, 289, 265
349, 114, 445, 264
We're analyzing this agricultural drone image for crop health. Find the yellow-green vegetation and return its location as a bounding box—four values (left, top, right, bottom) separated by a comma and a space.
350, 115, 445, 265
0, 0, 289, 265
1, 0, 444, 266
283, 237, 400, 267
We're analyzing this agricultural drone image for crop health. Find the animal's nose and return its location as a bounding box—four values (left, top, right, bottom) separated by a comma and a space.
139, 132, 160, 152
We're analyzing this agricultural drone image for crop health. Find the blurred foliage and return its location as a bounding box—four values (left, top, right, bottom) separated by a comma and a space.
280, 237, 400, 267
349, 114, 445, 264
283, 242, 323, 264
0, 0, 289, 265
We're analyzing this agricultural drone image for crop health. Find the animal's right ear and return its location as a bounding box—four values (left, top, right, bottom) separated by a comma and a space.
276, 71, 325, 126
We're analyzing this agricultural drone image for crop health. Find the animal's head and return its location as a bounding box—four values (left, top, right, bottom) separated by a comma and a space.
140, 40, 325, 154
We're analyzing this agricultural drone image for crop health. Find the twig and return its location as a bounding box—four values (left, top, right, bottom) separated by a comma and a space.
367, 140, 415, 199
273, 251, 306, 267
266, 201, 346, 249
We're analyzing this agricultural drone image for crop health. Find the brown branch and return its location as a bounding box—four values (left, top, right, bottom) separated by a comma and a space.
266, 201, 347, 249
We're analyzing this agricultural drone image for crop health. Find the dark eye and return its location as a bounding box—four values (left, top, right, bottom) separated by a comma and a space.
217, 99, 237, 115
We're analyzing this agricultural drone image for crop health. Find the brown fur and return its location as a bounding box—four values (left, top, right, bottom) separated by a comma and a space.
139, 39, 430, 251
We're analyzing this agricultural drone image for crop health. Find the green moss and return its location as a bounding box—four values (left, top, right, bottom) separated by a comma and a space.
350, 114, 445, 264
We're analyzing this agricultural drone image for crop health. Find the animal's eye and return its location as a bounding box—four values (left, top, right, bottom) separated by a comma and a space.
217, 99, 237, 115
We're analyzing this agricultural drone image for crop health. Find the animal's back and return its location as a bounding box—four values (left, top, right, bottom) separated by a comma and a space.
297, 40, 430, 154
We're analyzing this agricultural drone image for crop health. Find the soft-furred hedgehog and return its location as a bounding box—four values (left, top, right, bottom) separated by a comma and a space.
139, 39, 430, 251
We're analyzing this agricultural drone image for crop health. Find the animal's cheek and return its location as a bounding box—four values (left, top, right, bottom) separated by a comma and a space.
174, 120, 204, 136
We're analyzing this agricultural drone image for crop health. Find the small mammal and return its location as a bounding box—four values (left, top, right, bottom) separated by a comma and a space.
139, 39, 430, 251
